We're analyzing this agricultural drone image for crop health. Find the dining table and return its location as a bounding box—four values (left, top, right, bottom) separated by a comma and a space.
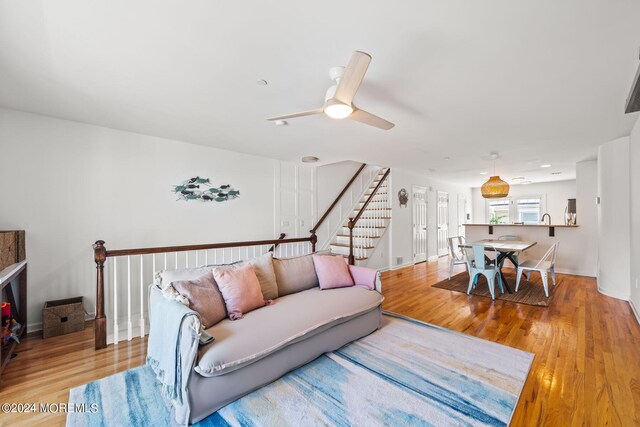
460, 239, 537, 293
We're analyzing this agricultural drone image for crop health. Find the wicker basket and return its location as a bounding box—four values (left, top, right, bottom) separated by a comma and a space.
42, 297, 85, 339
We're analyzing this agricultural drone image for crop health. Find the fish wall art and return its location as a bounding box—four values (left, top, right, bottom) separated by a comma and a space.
172, 176, 240, 202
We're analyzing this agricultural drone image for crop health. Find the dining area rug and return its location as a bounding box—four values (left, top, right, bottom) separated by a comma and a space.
66, 312, 533, 427
433, 270, 558, 306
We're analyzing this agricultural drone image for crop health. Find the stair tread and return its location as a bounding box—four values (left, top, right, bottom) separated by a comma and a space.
330, 243, 374, 249
354, 208, 392, 211
336, 234, 380, 238
350, 226, 386, 229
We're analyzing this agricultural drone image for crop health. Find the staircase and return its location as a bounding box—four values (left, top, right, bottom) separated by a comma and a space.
329, 168, 391, 264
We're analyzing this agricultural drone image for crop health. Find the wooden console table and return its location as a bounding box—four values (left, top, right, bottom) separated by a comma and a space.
0, 260, 27, 378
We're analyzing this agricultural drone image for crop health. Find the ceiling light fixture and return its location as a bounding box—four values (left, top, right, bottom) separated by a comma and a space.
274, 120, 288, 126
551, 171, 562, 175
301, 156, 319, 163
520, 180, 532, 185
481, 152, 510, 199
256, 79, 268, 86
323, 98, 353, 119
512, 176, 525, 181
479, 171, 488, 175
540, 164, 551, 168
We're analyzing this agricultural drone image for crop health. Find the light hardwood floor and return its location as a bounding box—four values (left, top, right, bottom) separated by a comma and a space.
1, 258, 639, 426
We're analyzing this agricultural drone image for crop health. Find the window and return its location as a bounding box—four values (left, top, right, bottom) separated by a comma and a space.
517, 198, 542, 224
488, 199, 510, 224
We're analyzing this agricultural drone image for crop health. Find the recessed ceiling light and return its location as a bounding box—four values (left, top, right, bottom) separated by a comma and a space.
540, 164, 551, 168
274, 120, 288, 126
479, 171, 488, 175
551, 171, 562, 175
520, 180, 532, 185
256, 79, 268, 86
301, 156, 319, 163
512, 177, 525, 181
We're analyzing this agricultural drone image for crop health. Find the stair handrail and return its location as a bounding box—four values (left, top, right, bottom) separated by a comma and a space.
347, 168, 391, 265
309, 163, 367, 243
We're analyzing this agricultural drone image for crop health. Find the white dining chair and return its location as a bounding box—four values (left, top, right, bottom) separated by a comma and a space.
447, 236, 468, 280
464, 244, 504, 300
515, 242, 559, 297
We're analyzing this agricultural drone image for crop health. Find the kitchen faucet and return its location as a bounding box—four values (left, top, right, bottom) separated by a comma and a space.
541, 213, 551, 225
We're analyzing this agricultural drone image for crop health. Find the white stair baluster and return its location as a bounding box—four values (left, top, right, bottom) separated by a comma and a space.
152, 254, 156, 279
140, 255, 145, 338
127, 256, 132, 341
205, 250, 209, 266
195, 251, 199, 267
175, 252, 178, 269
113, 257, 119, 345
164, 253, 167, 270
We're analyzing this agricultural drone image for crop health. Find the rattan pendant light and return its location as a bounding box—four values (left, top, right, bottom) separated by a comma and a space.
481, 153, 510, 199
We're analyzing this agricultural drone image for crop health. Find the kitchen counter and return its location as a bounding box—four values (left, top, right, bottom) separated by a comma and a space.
464, 223, 579, 236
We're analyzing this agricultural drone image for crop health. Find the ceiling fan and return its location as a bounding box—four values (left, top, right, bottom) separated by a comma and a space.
266, 51, 394, 130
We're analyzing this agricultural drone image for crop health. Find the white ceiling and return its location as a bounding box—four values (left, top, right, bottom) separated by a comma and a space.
1, 1, 639, 187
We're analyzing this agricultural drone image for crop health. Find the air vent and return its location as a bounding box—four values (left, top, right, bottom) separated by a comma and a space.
625, 51, 640, 114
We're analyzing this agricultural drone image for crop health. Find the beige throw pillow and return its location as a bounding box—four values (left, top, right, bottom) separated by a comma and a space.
273, 253, 320, 296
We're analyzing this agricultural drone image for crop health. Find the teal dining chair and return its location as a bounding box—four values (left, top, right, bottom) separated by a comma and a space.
464, 243, 504, 300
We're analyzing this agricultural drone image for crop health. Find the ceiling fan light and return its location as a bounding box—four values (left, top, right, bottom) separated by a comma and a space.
481, 176, 510, 199
324, 100, 353, 119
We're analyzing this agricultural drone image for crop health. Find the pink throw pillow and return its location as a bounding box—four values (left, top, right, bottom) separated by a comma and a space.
213, 264, 269, 320
348, 265, 378, 290
312, 254, 355, 290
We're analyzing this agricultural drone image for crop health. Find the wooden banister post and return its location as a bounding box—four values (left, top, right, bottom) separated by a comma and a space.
347, 218, 355, 265
94, 240, 107, 350
310, 230, 317, 252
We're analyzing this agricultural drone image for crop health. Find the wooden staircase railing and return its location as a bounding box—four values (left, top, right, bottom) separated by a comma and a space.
347, 168, 391, 265
93, 235, 313, 350
309, 163, 367, 246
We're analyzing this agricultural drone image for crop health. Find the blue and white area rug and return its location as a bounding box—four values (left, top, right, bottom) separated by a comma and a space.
67, 313, 533, 427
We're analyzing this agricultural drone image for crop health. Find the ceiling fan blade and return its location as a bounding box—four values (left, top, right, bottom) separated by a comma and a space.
349, 107, 395, 130
266, 108, 324, 121
334, 51, 371, 104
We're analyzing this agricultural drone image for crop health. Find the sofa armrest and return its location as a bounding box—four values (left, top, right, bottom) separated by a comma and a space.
148, 285, 201, 425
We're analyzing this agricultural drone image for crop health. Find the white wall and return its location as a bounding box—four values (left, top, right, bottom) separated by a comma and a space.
390, 169, 472, 268
0, 109, 285, 329
575, 160, 598, 277
471, 180, 576, 224
597, 136, 631, 300
628, 118, 640, 320
316, 160, 362, 215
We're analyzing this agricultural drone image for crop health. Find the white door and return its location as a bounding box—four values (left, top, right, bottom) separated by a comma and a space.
437, 191, 449, 256
457, 194, 468, 237
412, 186, 428, 263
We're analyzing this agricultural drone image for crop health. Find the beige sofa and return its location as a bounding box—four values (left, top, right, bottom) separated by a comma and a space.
147, 253, 383, 425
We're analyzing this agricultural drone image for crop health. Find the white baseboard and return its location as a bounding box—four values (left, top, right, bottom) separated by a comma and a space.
596, 285, 630, 301
629, 301, 640, 326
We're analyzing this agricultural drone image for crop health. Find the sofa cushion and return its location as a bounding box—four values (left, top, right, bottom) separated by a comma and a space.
154, 252, 279, 300
272, 254, 319, 296
172, 273, 227, 328
313, 254, 354, 289
214, 264, 268, 320
195, 286, 383, 377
